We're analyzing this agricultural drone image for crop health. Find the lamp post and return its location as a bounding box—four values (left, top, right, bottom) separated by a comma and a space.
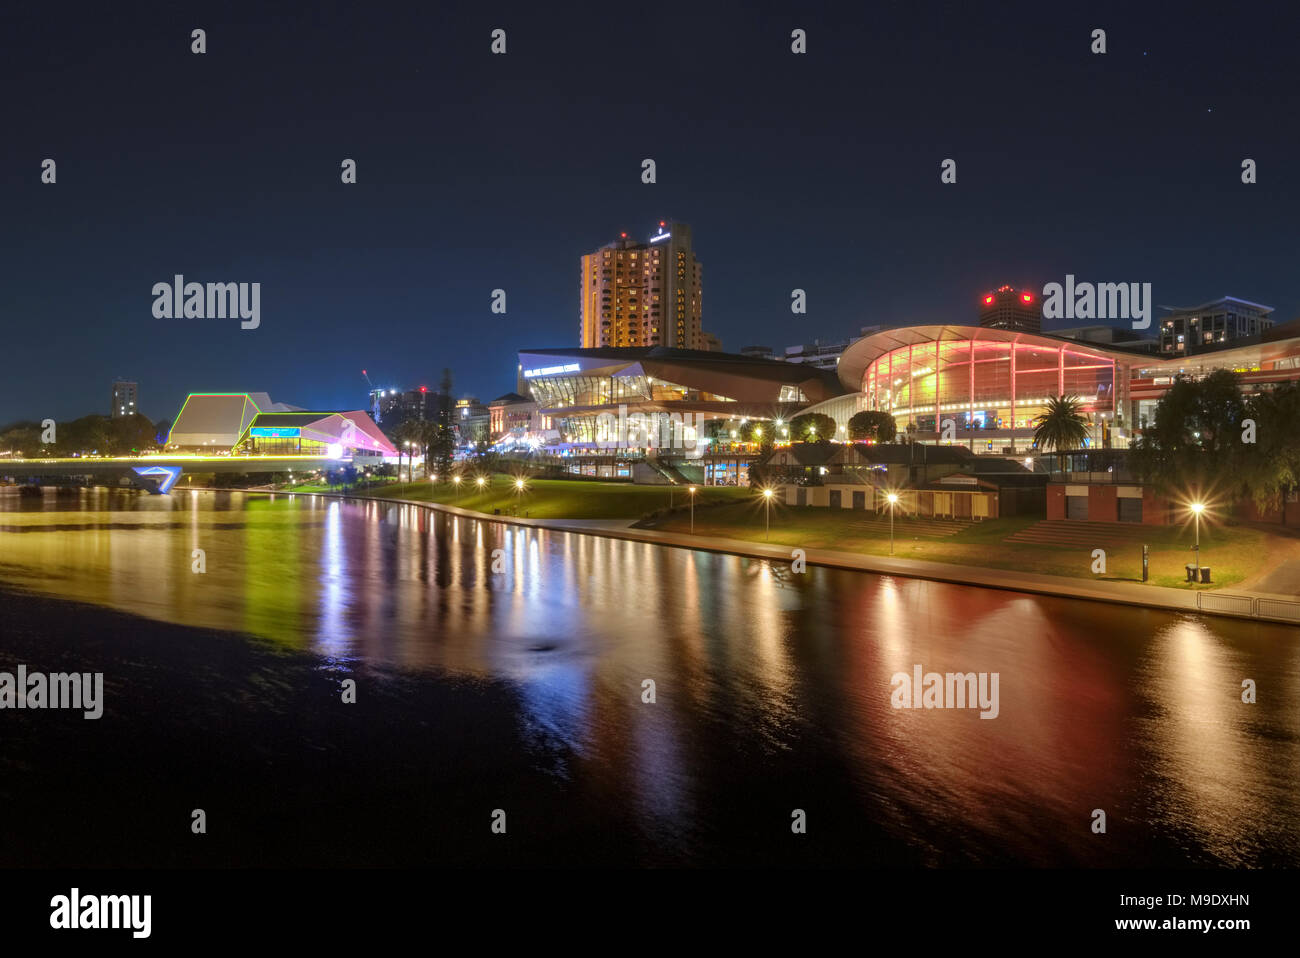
887, 492, 899, 555
452, 474, 462, 503
1190, 501, 1204, 566
763, 487, 774, 541
688, 485, 696, 534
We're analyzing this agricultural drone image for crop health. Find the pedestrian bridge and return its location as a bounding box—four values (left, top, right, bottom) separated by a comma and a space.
0, 454, 348, 494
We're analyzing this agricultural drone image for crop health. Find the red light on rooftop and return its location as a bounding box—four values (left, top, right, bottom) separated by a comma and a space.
1022, 293, 1032, 303
984, 295, 994, 304
420, 386, 427, 393
620, 232, 627, 238
659, 221, 665, 227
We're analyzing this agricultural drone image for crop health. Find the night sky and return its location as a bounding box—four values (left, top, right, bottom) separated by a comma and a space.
4, 1, 1297, 423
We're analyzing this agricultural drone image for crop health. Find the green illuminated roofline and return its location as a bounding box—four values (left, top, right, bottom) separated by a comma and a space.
166, 392, 266, 446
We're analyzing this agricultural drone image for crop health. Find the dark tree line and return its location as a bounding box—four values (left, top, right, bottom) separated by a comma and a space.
1130, 371, 1300, 513
0, 413, 167, 457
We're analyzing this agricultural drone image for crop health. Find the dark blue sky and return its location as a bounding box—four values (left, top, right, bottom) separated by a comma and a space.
4, 1, 1298, 423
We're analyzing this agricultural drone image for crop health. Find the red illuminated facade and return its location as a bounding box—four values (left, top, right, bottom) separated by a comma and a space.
838, 326, 1122, 453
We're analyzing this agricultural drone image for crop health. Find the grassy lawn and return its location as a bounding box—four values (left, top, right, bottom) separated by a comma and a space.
286, 479, 398, 494
366, 475, 752, 520
648, 501, 1284, 589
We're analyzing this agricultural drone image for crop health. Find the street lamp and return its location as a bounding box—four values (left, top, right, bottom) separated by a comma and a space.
887, 492, 899, 555
688, 485, 696, 534
1190, 501, 1205, 565
762, 487, 774, 541
476, 476, 486, 492
452, 474, 462, 502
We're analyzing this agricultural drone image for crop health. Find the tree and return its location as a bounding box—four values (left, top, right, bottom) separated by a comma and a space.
430, 368, 457, 480
789, 412, 836, 443
412, 419, 440, 478
702, 418, 730, 441
1238, 381, 1300, 515
1129, 372, 1249, 497
848, 410, 897, 442
736, 419, 769, 443
0, 421, 42, 457
741, 419, 775, 454
114, 414, 160, 453
1032, 395, 1091, 470
391, 420, 422, 482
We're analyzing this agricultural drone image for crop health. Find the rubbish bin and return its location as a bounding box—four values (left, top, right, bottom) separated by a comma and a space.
1185, 564, 1197, 582
1200, 566, 1212, 584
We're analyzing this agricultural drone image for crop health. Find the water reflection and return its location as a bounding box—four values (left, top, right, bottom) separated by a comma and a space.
1, 487, 1296, 866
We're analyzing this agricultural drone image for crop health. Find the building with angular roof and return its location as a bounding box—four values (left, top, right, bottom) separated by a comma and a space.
233, 411, 395, 457
165, 392, 300, 449
166, 392, 392, 456
517, 345, 844, 445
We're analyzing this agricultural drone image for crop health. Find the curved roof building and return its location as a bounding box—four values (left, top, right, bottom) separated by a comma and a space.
808, 322, 1300, 453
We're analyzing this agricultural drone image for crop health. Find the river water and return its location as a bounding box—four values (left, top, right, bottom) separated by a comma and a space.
1, 487, 1296, 867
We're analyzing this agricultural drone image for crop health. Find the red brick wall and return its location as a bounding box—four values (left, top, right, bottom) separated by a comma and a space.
1090, 485, 1119, 522
1047, 484, 1066, 520
1142, 488, 1168, 525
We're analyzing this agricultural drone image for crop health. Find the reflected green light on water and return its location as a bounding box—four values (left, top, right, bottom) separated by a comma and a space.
1, 486, 1297, 866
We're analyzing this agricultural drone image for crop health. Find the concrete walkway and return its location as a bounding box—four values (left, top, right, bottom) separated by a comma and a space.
350, 493, 1299, 626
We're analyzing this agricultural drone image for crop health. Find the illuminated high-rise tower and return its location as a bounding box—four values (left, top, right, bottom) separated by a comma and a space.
580, 221, 706, 349
111, 380, 138, 418
979, 285, 1042, 333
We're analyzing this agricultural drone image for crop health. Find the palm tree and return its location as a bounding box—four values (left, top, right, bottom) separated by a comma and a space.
1032, 395, 1091, 472
391, 420, 422, 484
416, 419, 439, 479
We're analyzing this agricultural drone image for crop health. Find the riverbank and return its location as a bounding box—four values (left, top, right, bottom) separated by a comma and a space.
243, 485, 1300, 625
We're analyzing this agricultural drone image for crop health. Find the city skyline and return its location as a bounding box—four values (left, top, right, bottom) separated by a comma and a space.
2, 1, 1297, 930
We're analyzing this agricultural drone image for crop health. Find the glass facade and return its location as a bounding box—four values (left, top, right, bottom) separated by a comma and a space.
526, 372, 735, 408
862, 338, 1116, 437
